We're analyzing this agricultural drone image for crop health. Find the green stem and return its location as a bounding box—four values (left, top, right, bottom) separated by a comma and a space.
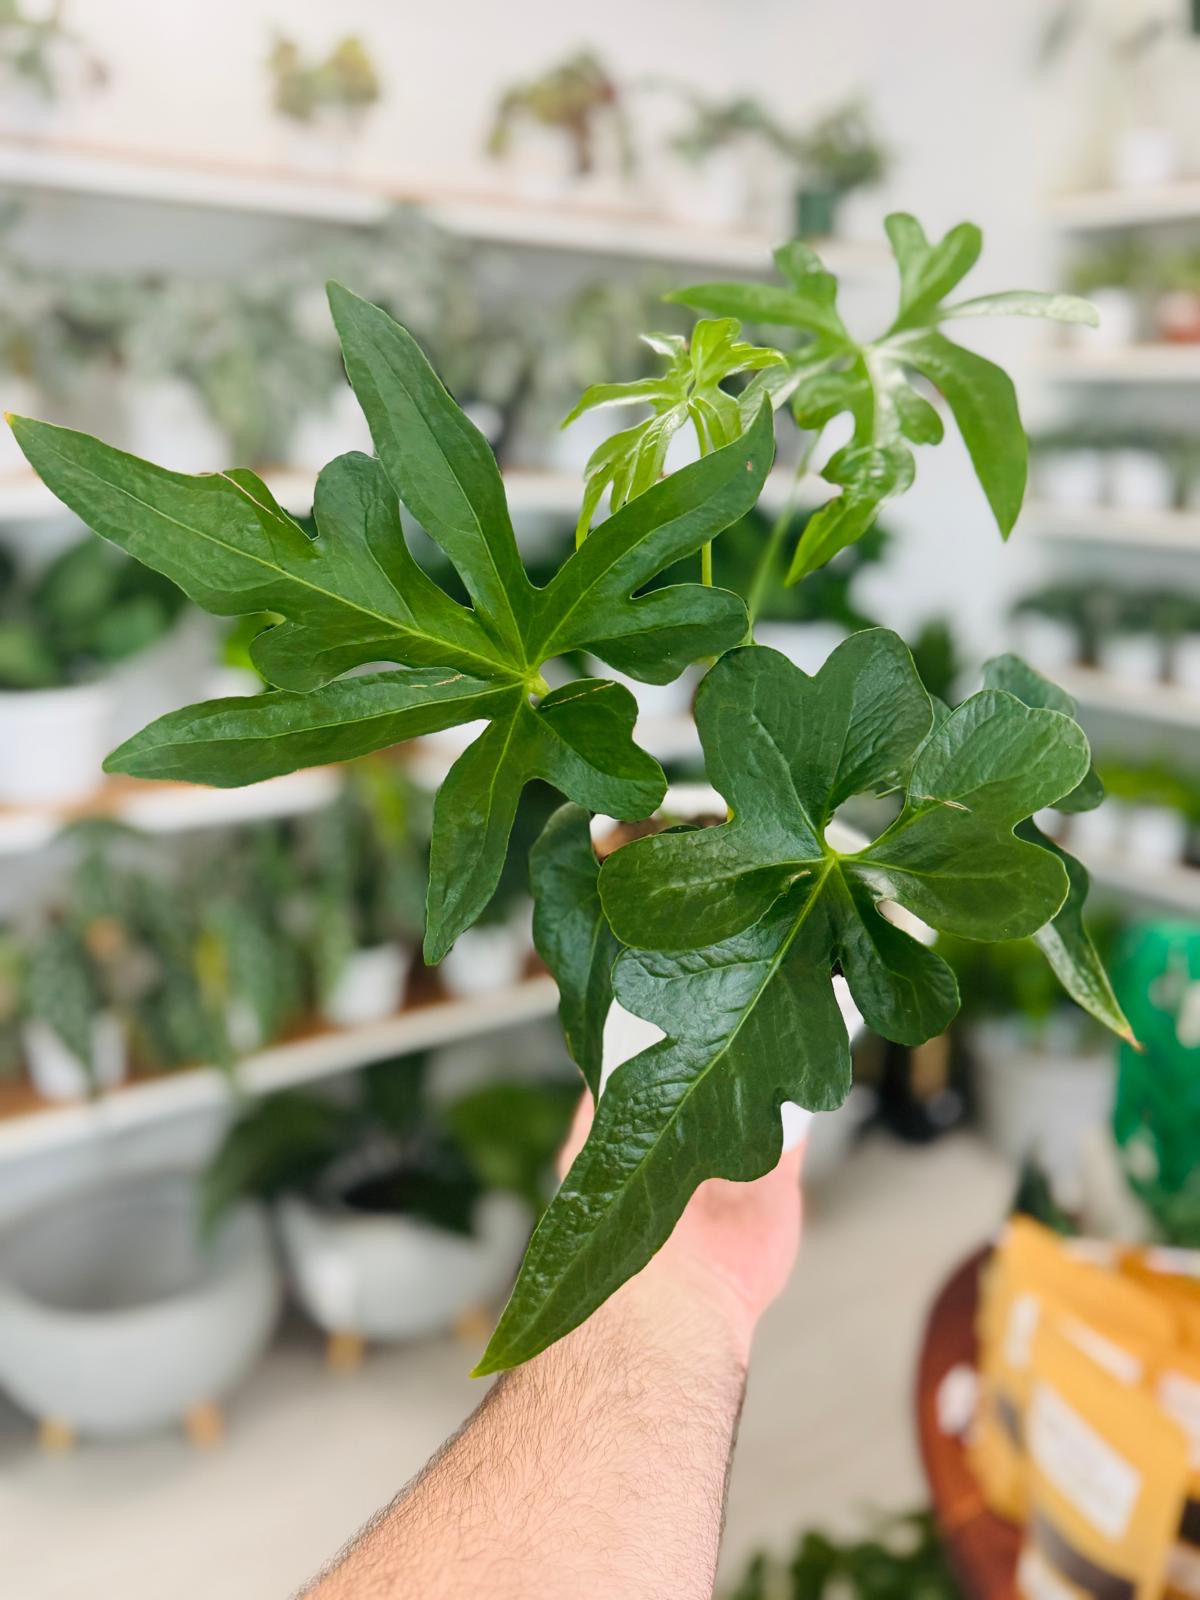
745, 429, 823, 637
701, 541, 713, 588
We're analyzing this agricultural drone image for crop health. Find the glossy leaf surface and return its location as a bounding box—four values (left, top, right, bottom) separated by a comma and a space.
11, 292, 775, 960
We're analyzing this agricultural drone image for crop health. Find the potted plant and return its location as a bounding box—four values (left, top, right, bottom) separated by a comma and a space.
0, 0, 106, 132
789, 98, 890, 239
267, 31, 381, 169
0, 1170, 279, 1445
656, 88, 789, 228
21, 917, 125, 1101
303, 762, 426, 1028
0, 536, 187, 804
9, 211, 1132, 1380
202, 1057, 574, 1362
486, 49, 634, 202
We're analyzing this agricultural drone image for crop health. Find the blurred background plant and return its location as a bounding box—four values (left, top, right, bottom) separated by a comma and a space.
267, 31, 381, 128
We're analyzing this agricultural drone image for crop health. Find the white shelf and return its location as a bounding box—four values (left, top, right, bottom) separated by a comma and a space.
0, 136, 886, 279
1083, 852, 1200, 914
1025, 501, 1200, 552
0, 767, 342, 857
1038, 345, 1200, 384
1047, 183, 1200, 230
1054, 665, 1200, 729
0, 976, 560, 1163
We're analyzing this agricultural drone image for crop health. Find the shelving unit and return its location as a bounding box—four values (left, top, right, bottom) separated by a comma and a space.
0, 134, 886, 279
1054, 665, 1200, 729
1025, 501, 1200, 552
1038, 345, 1200, 383
0, 976, 560, 1163
1047, 183, 1200, 230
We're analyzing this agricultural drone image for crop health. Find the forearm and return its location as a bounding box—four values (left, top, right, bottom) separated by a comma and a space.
305, 1269, 748, 1600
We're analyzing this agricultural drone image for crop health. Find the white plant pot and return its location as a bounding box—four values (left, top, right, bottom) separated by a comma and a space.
968, 1020, 1115, 1200
440, 918, 528, 1000
755, 622, 850, 677
1036, 450, 1108, 509
1076, 288, 1141, 352
1111, 125, 1176, 190
0, 1174, 280, 1439
1066, 799, 1129, 861
287, 385, 373, 469
278, 1189, 529, 1342
666, 149, 751, 228
1170, 634, 1200, 693
124, 378, 230, 473
0, 377, 38, 475
584, 656, 697, 720
0, 680, 113, 805
23, 1012, 126, 1103
1124, 804, 1188, 869
1012, 616, 1079, 674
1096, 632, 1163, 684
322, 944, 409, 1029
1108, 448, 1175, 512
594, 785, 889, 1163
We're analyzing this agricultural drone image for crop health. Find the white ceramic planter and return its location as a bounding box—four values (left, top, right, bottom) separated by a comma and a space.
0, 1174, 280, 1439
1171, 634, 1200, 693
125, 378, 230, 473
1108, 449, 1175, 512
755, 622, 850, 677
968, 1020, 1115, 1201
322, 944, 409, 1029
1124, 804, 1188, 870
288, 385, 373, 469
1077, 288, 1140, 352
440, 916, 529, 1000
584, 656, 698, 720
23, 1013, 126, 1102
1065, 799, 1129, 861
0, 680, 113, 805
1012, 616, 1078, 675
1036, 450, 1107, 509
1112, 125, 1176, 190
278, 1189, 529, 1342
1096, 632, 1163, 685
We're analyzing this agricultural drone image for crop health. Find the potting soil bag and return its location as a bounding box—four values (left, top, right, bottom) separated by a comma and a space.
1017, 1319, 1189, 1600
972, 1218, 1174, 1524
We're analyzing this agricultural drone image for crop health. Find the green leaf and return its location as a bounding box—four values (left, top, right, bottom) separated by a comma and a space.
475, 886, 855, 1374
477, 636, 1090, 1372
529, 805, 619, 1096
672, 212, 1088, 576
887, 329, 1026, 537
561, 318, 782, 541
601, 633, 1088, 958
981, 652, 1132, 1043
981, 653, 1103, 813
884, 213, 982, 332
942, 290, 1099, 325
12, 295, 775, 964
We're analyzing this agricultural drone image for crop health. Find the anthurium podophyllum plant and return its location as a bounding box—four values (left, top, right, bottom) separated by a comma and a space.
9, 213, 1131, 1378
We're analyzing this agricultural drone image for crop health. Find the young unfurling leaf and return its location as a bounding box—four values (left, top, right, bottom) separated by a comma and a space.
669, 214, 1097, 580
477, 631, 1094, 1372
10, 292, 775, 962
561, 317, 782, 543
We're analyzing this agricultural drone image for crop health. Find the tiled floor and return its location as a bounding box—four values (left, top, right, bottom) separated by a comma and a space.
0, 1131, 1013, 1599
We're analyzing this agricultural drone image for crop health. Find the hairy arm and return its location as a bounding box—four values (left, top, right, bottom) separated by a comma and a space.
303, 1113, 803, 1600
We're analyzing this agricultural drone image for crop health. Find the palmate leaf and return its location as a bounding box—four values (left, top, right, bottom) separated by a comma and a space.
669, 215, 1097, 581
9, 289, 776, 962
476, 631, 1092, 1373
981, 653, 1134, 1044
562, 318, 783, 543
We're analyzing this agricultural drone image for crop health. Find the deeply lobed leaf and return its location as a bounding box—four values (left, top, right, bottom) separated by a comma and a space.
10, 290, 776, 962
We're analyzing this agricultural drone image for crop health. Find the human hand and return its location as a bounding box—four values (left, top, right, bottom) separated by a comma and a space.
557, 1093, 804, 1371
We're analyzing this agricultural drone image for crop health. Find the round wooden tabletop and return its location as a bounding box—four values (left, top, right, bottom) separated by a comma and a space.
915, 1247, 1022, 1600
